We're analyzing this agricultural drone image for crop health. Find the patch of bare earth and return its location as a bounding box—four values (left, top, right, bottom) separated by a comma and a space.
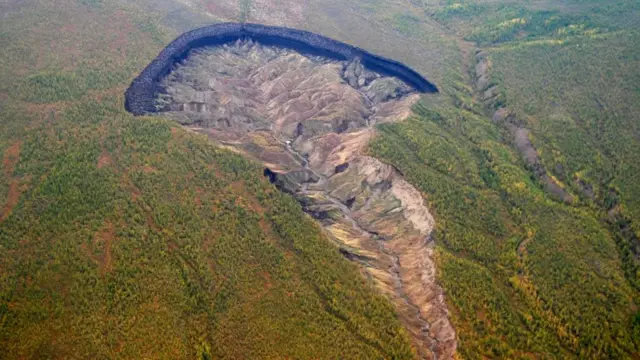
82, 222, 116, 275
155, 40, 456, 359
97, 148, 113, 169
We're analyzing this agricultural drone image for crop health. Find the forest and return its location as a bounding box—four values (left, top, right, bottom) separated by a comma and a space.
1, 0, 639, 359
0, 0, 415, 358
370, 0, 640, 358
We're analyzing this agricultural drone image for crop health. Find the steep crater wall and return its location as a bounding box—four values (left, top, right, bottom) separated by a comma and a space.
124, 32, 454, 359
124, 22, 438, 115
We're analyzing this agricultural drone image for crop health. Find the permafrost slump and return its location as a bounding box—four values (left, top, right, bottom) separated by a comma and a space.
125, 23, 437, 115
125, 25, 455, 359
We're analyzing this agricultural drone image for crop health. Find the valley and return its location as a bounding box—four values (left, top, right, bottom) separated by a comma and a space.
1, 0, 639, 358
146, 38, 456, 359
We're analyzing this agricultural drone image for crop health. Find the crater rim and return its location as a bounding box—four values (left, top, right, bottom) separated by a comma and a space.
124, 22, 438, 115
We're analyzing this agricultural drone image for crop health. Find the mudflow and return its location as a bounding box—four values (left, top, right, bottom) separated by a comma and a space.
155, 39, 456, 359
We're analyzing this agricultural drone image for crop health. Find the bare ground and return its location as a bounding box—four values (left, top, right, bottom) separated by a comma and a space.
154, 41, 457, 359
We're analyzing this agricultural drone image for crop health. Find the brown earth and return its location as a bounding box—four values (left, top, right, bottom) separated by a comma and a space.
154, 40, 456, 359
3, 141, 21, 173
83, 222, 116, 275
97, 148, 113, 169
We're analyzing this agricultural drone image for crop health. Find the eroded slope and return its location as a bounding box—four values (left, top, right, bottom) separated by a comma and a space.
154, 40, 456, 359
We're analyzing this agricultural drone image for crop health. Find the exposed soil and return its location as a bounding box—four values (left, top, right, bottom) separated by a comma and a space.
88, 222, 116, 275
97, 148, 113, 169
0, 181, 21, 224
152, 40, 456, 359
125, 23, 437, 115
3, 141, 21, 172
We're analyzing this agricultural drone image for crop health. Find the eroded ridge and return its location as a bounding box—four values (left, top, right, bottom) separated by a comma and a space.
147, 39, 456, 359
124, 22, 437, 116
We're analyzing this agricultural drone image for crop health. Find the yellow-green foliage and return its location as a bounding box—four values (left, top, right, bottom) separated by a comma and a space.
371, 1, 640, 358
489, 29, 640, 230
370, 97, 639, 358
0, 1, 414, 358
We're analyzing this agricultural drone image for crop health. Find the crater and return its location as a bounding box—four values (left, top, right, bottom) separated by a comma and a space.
125, 23, 437, 116
125, 23, 455, 360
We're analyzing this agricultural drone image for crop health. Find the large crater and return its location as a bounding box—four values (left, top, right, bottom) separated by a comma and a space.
124, 22, 437, 116
125, 24, 455, 360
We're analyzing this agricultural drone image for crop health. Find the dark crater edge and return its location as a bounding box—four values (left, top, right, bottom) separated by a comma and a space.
124, 22, 438, 115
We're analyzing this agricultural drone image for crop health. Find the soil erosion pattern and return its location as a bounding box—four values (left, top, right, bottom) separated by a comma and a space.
125, 23, 455, 360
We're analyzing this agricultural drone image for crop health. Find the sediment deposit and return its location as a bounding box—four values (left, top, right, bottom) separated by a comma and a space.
124, 22, 437, 115
126, 31, 454, 359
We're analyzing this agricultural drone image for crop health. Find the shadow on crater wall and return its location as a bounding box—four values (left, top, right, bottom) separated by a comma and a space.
124, 22, 438, 115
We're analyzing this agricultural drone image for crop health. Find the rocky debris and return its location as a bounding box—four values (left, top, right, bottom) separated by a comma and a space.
264, 167, 318, 194
343, 58, 414, 103
125, 22, 438, 115
152, 39, 456, 359
343, 58, 378, 88
318, 154, 457, 359
158, 40, 419, 141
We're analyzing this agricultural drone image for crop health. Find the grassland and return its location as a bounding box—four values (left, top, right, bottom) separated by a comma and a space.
0, 1, 415, 358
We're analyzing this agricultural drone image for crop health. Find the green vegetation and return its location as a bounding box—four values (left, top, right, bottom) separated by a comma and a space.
429, 0, 639, 45
432, 1, 601, 45
0, 0, 414, 358
367, 0, 640, 358
370, 93, 639, 359
2, 0, 640, 359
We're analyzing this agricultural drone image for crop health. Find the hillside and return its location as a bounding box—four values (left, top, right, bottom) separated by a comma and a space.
371, 0, 640, 358
1, 0, 640, 359
0, 1, 415, 358
139, 38, 455, 359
